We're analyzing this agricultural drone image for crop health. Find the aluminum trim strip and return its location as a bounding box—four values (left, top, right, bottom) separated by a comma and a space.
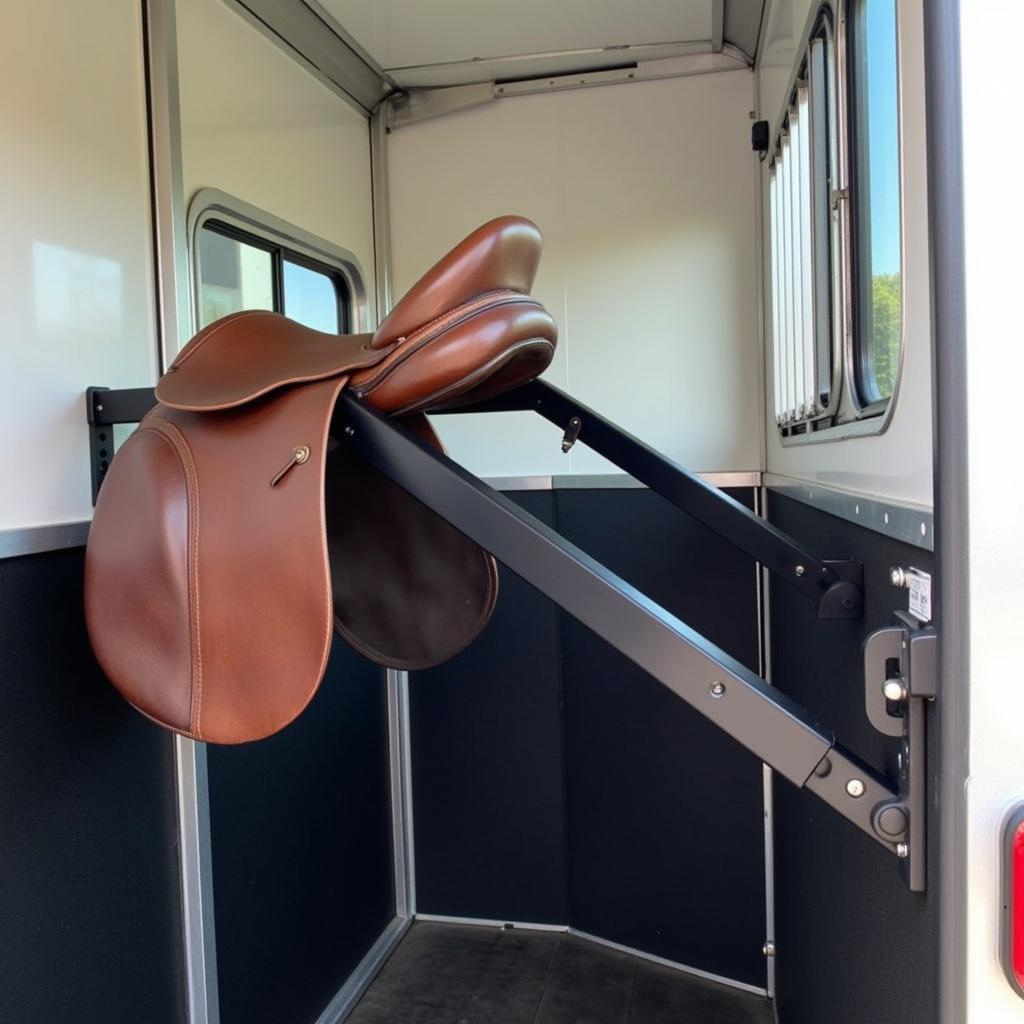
410, 917, 768, 997
314, 915, 412, 1024
764, 473, 934, 550
175, 736, 220, 1024
223, 0, 391, 113
0, 522, 90, 559
567, 928, 769, 998
387, 669, 415, 918
414, 914, 568, 932
482, 472, 762, 491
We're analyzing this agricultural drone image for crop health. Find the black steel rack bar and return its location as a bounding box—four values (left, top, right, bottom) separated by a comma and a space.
85, 383, 907, 867
337, 394, 903, 855
435, 380, 862, 618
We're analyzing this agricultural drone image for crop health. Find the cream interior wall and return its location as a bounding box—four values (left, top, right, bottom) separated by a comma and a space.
176, 0, 377, 332
387, 70, 762, 478
1, 1, 158, 531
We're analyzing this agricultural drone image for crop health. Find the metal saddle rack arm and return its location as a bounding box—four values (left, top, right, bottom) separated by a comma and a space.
438, 379, 864, 618
86, 380, 920, 885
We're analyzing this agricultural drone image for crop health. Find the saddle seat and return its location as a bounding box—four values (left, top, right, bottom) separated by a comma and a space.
84, 216, 558, 743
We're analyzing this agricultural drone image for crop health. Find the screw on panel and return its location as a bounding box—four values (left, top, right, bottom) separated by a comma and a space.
763, 942, 776, 957
846, 779, 866, 798
709, 681, 726, 699
794, 564, 806, 577
890, 566, 908, 588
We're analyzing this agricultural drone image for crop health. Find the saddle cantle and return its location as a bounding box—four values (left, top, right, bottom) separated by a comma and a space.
84, 216, 557, 743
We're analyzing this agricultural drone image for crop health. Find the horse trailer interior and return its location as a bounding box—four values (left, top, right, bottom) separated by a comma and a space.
2, 1, 1021, 1022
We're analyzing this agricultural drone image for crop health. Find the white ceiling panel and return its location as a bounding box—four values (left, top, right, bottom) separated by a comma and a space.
313, 0, 715, 79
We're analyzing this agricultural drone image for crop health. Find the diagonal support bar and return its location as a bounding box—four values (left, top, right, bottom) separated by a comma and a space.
338, 394, 901, 853
434, 380, 863, 618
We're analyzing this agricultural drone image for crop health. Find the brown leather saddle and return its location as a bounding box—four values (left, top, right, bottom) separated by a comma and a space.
84, 216, 557, 743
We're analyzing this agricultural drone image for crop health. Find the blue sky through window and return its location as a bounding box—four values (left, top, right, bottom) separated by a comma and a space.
865, 0, 900, 275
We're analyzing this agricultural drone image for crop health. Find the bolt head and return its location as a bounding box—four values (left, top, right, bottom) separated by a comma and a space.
890, 566, 907, 588
846, 779, 866, 799
709, 681, 726, 699
763, 942, 776, 957
883, 679, 907, 702
874, 803, 909, 838
794, 564, 806, 577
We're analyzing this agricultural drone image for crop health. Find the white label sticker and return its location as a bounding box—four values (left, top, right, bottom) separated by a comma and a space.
907, 568, 932, 622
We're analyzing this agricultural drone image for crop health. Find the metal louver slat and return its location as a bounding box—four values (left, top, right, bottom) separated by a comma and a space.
796, 85, 817, 415
780, 133, 794, 422
789, 103, 806, 420
770, 172, 778, 423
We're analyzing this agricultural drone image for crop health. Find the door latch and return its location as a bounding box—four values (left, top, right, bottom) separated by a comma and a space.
863, 611, 937, 891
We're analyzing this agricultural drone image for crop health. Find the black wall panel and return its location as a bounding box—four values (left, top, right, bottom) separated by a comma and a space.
410, 490, 569, 924
767, 493, 937, 1024
208, 642, 395, 1024
0, 548, 186, 1024
556, 487, 767, 987
409, 486, 767, 987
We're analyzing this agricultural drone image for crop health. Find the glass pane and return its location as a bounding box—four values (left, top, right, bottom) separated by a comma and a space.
853, 0, 902, 405
283, 259, 340, 333
197, 225, 274, 327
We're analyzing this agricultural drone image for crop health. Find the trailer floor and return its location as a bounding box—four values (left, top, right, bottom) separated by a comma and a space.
348, 922, 772, 1024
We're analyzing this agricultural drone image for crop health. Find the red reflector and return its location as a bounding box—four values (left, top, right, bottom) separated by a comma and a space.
1003, 807, 1024, 999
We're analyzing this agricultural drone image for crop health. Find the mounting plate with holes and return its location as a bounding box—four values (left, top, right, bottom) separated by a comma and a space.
863, 610, 937, 891
86, 387, 113, 501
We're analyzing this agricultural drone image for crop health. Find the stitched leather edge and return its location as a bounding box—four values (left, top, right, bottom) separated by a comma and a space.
354, 291, 540, 396
144, 416, 203, 740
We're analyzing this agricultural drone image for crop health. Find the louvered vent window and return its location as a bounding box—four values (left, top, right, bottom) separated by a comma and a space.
769, 15, 839, 437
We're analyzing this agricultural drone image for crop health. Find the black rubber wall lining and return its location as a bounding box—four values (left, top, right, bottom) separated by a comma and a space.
0, 548, 187, 1024
557, 487, 765, 987
207, 642, 395, 1024
410, 486, 766, 987
410, 490, 569, 925
767, 492, 938, 1024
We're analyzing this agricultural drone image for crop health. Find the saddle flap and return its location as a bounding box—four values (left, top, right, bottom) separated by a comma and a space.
155, 310, 387, 412
327, 413, 499, 670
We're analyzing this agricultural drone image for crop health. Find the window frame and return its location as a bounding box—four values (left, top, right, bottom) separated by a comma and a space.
186, 188, 368, 340
766, 0, 906, 446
